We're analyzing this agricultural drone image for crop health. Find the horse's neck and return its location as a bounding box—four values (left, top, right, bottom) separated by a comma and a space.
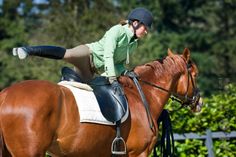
134, 59, 183, 122
135, 62, 181, 93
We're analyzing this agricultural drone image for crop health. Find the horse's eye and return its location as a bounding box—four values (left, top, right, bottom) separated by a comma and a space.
187, 64, 192, 70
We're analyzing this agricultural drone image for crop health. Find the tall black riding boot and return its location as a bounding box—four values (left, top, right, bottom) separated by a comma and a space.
13, 45, 66, 59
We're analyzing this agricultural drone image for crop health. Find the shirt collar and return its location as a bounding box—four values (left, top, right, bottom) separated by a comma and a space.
123, 24, 137, 43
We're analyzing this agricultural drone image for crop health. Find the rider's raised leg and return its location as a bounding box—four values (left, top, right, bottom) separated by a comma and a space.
63, 45, 94, 82
12, 45, 94, 82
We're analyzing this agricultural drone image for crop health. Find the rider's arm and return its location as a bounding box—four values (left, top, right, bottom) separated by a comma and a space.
103, 26, 120, 77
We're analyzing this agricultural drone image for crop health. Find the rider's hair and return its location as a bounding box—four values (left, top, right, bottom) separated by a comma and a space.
119, 19, 128, 26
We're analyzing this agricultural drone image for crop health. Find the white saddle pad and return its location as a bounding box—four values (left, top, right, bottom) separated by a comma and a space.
58, 81, 129, 125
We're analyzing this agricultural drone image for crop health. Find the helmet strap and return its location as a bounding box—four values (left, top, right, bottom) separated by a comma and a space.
130, 20, 141, 38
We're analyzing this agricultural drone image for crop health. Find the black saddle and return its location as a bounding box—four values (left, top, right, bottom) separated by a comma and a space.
60, 66, 83, 82
60, 67, 128, 123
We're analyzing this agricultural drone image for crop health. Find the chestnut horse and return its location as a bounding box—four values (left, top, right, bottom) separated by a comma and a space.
0, 48, 202, 157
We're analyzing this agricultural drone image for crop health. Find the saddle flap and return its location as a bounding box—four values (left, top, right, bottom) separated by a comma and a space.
93, 85, 128, 122
90, 77, 128, 122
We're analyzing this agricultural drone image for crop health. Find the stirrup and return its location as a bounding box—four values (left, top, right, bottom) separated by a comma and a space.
111, 136, 127, 155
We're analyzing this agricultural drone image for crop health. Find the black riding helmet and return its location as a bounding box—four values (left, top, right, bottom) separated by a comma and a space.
128, 7, 153, 29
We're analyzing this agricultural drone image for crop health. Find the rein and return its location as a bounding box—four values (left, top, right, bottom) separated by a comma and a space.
124, 61, 200, 128
139, 79, 193, 107
138, 63, 199, 109
125, 71, 154, 129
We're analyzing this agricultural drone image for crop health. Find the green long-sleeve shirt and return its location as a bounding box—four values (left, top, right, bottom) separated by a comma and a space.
87, 24, 138, 77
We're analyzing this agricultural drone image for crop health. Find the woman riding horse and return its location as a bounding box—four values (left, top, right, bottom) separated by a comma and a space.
0, 48, 202, 157
12, 7, 153, 102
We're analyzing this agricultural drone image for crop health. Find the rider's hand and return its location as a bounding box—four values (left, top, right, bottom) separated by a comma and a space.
12, 47, 28, 59
110, 80, 124, 96
108, 76, 117, 84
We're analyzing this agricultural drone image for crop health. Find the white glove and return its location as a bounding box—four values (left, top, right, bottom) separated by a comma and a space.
12, 47, 28, 59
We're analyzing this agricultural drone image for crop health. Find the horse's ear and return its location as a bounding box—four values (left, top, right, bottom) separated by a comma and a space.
183, 48, 190, 62
168, 48, 174, 56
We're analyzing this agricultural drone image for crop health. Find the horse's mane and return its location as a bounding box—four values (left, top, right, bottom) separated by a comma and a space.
120, 54, 187, 87
141, 54, 186, 79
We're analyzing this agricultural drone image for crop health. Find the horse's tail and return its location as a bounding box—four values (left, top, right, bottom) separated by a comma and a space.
0, 90, 8, 157
0, 127, 4, 157
153, 109, 175, 157
0, 126, 9, 157
0, 89, 7, 108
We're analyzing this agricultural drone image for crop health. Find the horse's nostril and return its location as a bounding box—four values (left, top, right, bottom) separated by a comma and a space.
199, 97, 203, 106
195, 97, 203, 112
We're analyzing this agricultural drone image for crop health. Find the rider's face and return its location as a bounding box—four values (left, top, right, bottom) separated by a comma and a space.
132, 21, 148, 38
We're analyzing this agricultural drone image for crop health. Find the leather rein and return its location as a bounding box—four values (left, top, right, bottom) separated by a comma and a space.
140, 63, 200, 108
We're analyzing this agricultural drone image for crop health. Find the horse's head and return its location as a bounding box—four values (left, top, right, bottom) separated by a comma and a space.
168, 48, 203, 112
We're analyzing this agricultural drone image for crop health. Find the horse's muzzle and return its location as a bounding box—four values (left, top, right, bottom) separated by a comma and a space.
182, 88, 203, 112
190, 91, 203, 112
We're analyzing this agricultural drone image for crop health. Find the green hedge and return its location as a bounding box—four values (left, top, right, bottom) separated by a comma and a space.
151, 84, 236, 156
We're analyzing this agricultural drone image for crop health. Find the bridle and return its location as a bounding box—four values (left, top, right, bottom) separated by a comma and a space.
125, 61, 201, 110
139, 62, 201, 110
124, 61, 201, 129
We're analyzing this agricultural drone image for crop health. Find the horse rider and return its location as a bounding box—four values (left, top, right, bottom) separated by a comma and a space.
12, 7, 153, 99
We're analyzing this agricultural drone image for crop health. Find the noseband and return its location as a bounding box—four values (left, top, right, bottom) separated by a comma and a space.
170, 63, 201, 109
